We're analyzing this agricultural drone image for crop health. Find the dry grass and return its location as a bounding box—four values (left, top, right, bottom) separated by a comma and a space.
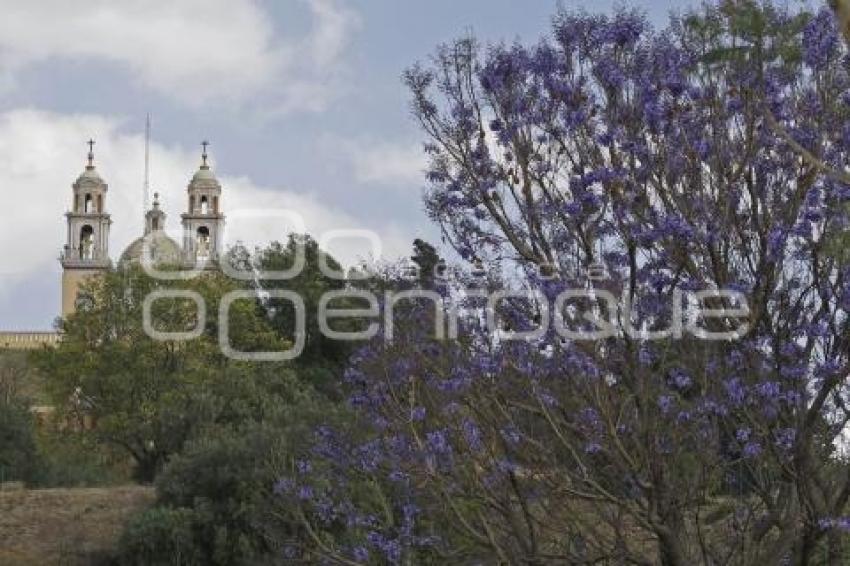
0, 485, 154, 566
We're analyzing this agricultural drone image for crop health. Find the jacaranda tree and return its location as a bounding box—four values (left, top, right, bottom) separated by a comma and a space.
275, 2, 850, 564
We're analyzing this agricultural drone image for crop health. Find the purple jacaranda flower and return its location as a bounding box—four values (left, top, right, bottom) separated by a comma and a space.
496, 458, 519, 474
426, 429, 451, 455
756, 381, 782, 401
727, 350, 744, 367
500, 426, 522, 446
743, 442, 763, 459
388, 470, 408, 484
767, 227, 787, 259
536, 389, 559, 407
669, 368, 692, 390
816, 359, 842, 377
724, 379, 746, 405
819, 517, 850, 532
462, 419, 484, 452
774, 428, 796, 451
578, 407, 602, 429
694, 139, 711, 159
273, 478, 294, 496
804, 8, 839, 70
353, 546, 369, 562
779, 342, 801, 357
297, 485, 314, 501
780, 365, 806, 381
356, 440, 382, 473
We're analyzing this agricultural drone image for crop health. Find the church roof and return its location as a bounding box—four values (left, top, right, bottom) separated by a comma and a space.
189, 165, 220, 189
119, 232, 182, 267
76, 167, 103, 183
188, 141, 220, 189
74, 140, 105, 186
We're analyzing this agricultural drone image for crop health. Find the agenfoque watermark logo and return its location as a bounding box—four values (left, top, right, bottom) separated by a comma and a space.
140, 208, 751, 361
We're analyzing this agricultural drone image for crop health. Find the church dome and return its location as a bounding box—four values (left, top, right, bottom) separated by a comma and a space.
188, 142, 221, 190
191, 167, 217, 182
120, 232, 183, 267
189, 165, 221, 190
76, 166, 103, 183
74, 142, 105, 187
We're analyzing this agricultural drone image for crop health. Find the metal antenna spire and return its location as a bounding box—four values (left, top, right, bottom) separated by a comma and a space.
143, 114, 151, 213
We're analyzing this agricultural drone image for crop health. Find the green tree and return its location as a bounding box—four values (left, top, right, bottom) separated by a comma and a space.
33, 266, 298, 482
117, 389, 351, 564
253, 235, 348, 365
230, 235, 365, 399
0, 399, 39, 484
410, 238, 443, 286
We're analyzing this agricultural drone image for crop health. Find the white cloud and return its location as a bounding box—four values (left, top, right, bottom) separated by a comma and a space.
0, 108, 410, 325
220, 176, 410, 262
353, 143, 427, 187
326, 135, 427, 188
0, 0, 360, 112
308, 0, 359, 68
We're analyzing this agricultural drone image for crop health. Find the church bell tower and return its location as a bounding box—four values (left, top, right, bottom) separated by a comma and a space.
182, 141, 225, 269
60, 140, 112, 317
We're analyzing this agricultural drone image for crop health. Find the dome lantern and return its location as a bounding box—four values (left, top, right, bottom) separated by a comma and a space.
120, 191, 182, 267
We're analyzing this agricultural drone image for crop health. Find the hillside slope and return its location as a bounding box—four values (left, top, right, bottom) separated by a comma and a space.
0, 486, 154, 565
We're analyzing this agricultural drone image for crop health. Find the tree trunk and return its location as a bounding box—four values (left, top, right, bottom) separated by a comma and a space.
656, 526, 689, 566
792, 530, 817, 566
132, 453, 161, 484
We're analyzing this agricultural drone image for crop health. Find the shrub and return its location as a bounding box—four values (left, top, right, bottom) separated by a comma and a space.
0, 400, 39, 484
117, 418, 317, 565
116, 507, 201, 566
32, 432, 128, 488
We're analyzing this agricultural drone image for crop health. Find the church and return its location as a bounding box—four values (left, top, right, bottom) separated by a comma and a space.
61, 140, 226, 317
0, 140, 226, 349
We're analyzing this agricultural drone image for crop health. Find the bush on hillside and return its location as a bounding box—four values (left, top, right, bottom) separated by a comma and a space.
0, 400, 40, 484
115, 507, 201, 566
116, 416, 321, 565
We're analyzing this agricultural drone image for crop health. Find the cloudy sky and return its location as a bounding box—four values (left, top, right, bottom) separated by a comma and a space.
0, 0, 697, 329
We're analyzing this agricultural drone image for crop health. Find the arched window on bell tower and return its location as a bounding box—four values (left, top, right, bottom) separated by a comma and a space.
85, 194, 93, 213
196, 226, 211, 259
200, 196, 209, 215
80, 225, 95, 260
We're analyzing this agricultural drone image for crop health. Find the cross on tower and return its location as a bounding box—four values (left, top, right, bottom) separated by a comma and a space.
201, 140, 209, 167
87, 139, 95, 167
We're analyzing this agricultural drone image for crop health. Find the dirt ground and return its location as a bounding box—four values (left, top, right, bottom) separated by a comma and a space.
0, 485, 154, 565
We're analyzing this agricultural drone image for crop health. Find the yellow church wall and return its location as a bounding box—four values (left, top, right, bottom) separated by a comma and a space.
61, 269, 103, 319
